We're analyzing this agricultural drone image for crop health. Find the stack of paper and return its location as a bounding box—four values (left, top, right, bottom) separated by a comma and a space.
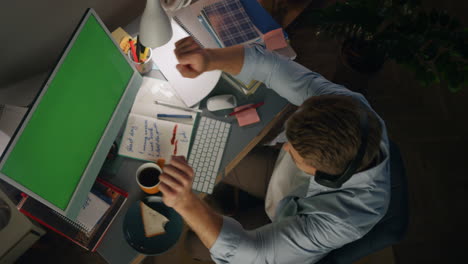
172, 0, 296, 96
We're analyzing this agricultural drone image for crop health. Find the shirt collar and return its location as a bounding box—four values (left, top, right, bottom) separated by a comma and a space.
304, 141, 390, 196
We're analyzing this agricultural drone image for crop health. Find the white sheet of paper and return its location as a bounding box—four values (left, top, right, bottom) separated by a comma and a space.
119, 114, 193, 162
153, 19, 221, 107
133, 77, 185, 108
131, 77, 197, 125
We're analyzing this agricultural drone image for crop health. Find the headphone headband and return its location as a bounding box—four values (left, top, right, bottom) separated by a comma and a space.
314, 109, 369, 188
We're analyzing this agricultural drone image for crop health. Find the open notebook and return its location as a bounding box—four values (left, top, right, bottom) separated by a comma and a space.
118, 77, 196, 162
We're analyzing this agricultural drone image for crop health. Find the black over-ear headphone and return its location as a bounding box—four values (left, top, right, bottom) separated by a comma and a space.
314, 110, 369, 189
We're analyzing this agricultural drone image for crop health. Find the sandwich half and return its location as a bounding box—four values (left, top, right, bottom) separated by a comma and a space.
140, 201, 169, 237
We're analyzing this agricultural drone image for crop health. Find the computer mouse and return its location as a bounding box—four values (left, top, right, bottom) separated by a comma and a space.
206, 94, 237, 111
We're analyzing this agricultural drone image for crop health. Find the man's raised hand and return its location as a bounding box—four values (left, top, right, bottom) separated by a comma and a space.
174, 37, 211, 78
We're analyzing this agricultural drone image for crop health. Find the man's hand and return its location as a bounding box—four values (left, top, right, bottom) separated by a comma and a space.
174, 36, 245, 77
159, 156, 196, 210
174, 37, 211, 78
159, 156, 223, 249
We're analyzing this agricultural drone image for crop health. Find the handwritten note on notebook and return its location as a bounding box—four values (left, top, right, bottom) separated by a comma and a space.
118, 77, 196, 162
119, 114, 193, 161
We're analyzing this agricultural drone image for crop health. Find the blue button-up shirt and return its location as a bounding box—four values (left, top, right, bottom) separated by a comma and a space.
209, 44, 391, 264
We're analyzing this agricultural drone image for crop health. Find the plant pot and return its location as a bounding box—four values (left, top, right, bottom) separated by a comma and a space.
341, 38, 386, 75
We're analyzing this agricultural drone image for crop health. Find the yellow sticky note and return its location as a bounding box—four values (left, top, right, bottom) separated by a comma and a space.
111, 27, 131, 43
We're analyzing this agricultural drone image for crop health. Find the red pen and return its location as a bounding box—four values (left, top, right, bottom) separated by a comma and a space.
227, 102, 265, 116
129, 40, 139, 62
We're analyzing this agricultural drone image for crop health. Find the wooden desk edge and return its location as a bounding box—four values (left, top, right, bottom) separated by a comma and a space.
220, 103, 296, 182
131, 253, 146, 264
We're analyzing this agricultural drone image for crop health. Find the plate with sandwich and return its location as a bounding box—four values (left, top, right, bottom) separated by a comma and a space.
123, 196, 183, 255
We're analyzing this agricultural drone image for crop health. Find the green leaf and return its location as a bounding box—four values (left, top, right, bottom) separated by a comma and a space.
448, 84, 463, 93
422, 41, 439, 61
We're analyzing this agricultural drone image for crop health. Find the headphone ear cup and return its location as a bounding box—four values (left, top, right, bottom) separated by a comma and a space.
314, 171, 343, 189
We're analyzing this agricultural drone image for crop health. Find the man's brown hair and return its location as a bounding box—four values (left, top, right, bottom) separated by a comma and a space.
286, 95, 382, 175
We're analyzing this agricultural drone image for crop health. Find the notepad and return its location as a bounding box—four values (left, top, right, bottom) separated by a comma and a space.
201, 0, 261, 47
238, 0, 282, 35
119, 114, 194, 161
235, 104, 260, 127
76, 193, 110, 232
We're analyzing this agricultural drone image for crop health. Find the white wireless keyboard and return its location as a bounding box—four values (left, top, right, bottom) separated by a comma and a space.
188, 116, 231, 194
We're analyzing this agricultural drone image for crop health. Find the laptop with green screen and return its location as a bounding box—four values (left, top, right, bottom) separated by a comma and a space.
0, 9, 142, 220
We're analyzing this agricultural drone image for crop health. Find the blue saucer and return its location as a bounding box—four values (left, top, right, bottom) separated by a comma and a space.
122, 196, 183, 255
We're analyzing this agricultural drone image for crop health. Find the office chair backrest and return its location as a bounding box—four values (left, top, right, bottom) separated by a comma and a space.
317, 140, 409, 264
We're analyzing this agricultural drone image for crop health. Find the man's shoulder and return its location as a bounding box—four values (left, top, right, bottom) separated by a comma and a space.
299, 154, 391, 235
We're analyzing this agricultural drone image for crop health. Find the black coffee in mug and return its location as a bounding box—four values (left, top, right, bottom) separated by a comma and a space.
138, 167, 161, 187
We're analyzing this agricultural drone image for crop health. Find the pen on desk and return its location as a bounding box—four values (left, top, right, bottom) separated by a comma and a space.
227, 102, 265, 117
129, 40, 138, 62
154, 100, 203, 113
157, 114, 193, 119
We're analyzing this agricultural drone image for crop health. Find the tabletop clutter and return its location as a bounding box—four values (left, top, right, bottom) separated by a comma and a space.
114, 28, 150, 64
110, 0, 282, 255
1, 0, 292, 260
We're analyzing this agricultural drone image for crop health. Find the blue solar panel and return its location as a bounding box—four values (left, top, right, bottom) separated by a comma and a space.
202, 0, 260, 47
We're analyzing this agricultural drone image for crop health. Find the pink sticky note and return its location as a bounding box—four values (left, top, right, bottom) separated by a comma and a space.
263, 28, 288, 51
235, 104, 260, 127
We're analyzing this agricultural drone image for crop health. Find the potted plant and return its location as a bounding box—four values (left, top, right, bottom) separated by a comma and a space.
302, 0, 467, 92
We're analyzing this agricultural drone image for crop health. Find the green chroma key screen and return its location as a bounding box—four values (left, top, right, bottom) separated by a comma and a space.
0, 14, 133, 209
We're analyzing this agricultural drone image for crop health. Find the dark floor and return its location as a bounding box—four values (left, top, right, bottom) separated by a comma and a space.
17, 231, 107, 264
285, 1, 468, 263
15, 0, 468, 263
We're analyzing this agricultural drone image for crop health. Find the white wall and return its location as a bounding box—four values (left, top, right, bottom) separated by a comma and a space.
0, 130, 9, 156
0, 0, 146, 105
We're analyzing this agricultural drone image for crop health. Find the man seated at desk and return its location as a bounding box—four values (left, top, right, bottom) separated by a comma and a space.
159, 37, 390, 264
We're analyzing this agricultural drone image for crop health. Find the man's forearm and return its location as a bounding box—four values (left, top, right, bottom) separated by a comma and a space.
206, 45, 245, 76
175, 193, 223, 249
